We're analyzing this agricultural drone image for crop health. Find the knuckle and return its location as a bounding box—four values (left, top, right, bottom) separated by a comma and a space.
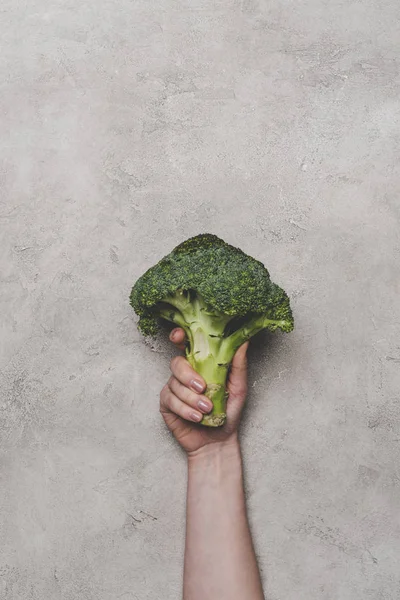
230, 384, 247, 400
161, 388, 171, 406
182, 387, 194, 405
164, 390, 173, 409
238, 385, 248, 398
170, 356, 181, 371
183, 406, 193, 420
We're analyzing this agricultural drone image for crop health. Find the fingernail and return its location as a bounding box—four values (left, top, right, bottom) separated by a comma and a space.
171, 329, 178, 339
191, 412, 202, 422
198, 399, 212, 413
191, 379, 205, 393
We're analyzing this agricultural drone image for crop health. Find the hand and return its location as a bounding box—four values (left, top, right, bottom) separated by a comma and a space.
160, 328, 249, 454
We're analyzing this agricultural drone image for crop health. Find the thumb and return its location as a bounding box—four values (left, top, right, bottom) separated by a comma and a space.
227, 341, 249, 402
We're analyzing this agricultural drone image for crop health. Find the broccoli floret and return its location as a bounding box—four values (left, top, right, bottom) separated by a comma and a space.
130, 234, 294, 427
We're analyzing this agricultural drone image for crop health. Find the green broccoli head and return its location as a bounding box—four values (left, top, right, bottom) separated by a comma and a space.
130, 234, 294, 427
130, 233, 293, 334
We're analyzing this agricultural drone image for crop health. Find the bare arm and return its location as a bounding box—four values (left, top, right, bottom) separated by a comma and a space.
160, 329, 264, 600
185, 439, 264, 600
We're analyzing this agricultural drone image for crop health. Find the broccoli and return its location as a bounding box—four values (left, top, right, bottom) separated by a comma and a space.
130, 234, 294, 427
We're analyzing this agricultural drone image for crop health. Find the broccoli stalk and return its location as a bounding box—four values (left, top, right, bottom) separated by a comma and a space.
158, 291, 233, 426
130, 234, 294, 427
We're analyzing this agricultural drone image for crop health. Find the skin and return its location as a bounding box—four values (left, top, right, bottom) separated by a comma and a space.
160, 328, 265, 600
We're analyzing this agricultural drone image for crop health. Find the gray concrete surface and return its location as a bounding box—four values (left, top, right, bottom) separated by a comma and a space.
1, 0, 400, 598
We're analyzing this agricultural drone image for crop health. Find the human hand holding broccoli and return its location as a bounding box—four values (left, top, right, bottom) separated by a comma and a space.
160, 326, 249, 453
130, 234, 294, 427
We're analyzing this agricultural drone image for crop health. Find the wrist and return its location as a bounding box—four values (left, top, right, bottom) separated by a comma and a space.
187, 434, 241, 466
186, 434, 245, 513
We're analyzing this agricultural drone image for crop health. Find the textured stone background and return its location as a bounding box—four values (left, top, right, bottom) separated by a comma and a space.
1, 1, 400, 599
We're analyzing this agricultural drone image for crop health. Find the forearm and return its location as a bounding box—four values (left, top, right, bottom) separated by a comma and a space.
183, 437, 264, 600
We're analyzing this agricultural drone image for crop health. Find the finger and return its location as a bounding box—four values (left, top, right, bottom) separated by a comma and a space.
169, 328, 185, 343
227, 341, 249, 401
225, 343, 249, 427
168, 376, 213, 414
161, 387, 203, 423
169, 328, 186, 350
170, 356, 206, 394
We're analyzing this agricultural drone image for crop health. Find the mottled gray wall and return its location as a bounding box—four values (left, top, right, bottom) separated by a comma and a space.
1, 1, 400, 599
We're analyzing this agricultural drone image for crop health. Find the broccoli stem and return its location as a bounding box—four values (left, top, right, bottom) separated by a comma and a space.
186, 352, 229, 427
158, 295, 234, 426
185, 317, 233, 427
